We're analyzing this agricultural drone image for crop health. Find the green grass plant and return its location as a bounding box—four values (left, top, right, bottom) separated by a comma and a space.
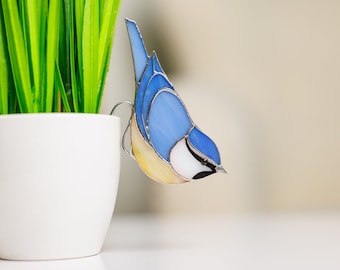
0, 0, 120, 114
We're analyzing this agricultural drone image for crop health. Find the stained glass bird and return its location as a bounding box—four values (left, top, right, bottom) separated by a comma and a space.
123, 18, 226, 184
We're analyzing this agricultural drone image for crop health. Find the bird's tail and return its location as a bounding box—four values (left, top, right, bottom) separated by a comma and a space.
125, 18, 149, 84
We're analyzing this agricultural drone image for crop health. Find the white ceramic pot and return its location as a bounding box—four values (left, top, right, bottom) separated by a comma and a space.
0, 113, 120, 260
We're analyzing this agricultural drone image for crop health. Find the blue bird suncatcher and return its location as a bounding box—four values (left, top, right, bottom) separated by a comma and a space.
115, 19, 226, 184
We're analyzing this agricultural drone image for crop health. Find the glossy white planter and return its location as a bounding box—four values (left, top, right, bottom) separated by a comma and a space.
0, 114, 120, 260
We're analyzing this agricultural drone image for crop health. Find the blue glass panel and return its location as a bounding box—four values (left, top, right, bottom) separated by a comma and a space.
142, 74, 173, 122
126, 19, 149, 83
188, 127, 221, 165
135, 59, 153, 139
152, 53, 164, 73
135, 55, 174, 140
148, 91, 192, 161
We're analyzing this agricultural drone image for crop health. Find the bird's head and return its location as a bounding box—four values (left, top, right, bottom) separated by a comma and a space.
169, 127, 226, 180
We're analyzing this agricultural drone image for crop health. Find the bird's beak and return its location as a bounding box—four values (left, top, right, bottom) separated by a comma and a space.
216, 165, 227, 174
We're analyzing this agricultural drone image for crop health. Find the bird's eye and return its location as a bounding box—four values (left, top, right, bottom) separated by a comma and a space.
201, 159, 208, 166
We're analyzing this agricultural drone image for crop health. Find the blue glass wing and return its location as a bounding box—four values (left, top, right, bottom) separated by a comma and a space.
148, 90, 192, 161
126, 19, 177, 141
142, 60, 173, 120
134, 54, 175, 140
134, 57, 153, 139
188, 127, 221, 165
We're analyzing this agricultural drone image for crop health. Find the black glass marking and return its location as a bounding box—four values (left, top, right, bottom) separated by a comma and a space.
185, 138, 216, 173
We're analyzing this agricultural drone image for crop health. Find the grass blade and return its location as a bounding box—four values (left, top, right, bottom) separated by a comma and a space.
98, 0, 112, 79
75, 0, 85, 111
38, 0, 47, 111
82, 0, 99, 113
45, 0, 60, 112
24, 0, 40, 111
0, 4, 9, 114
55, 62, 71, 112
68, 0, 79, 112
58, 0, 71, 111
1, 0, 33, 113
96, 0, 121, 112
95, 47, 111, 112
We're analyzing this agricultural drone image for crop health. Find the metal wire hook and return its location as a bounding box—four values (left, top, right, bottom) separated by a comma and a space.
110, 101, 135, 159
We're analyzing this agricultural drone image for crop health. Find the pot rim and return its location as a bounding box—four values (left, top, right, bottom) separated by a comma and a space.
0, 113, 119, 120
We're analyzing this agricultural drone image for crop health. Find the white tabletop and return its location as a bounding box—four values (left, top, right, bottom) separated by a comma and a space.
1, 213, 340, 269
